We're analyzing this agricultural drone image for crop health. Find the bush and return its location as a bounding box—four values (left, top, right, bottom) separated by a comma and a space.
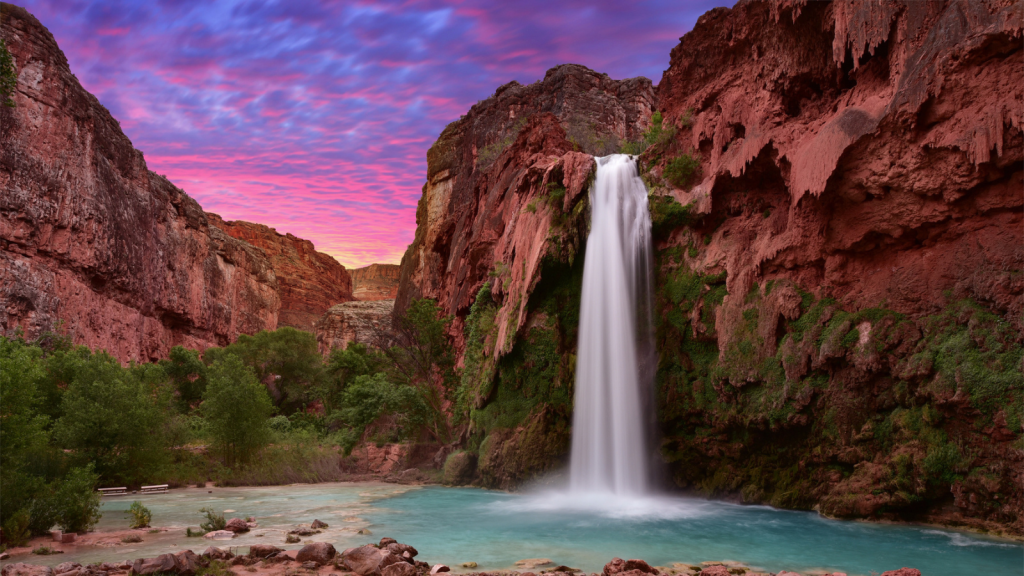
1, 38, 16, 108
337, 373, 427, 453
198, 508, 226, 532
620, 111, 676, 155
649, 195, 694, 239
127, 501, 152, 529
121, 534, 142, 543
202, 355, 274, 465
2, 509, 31, 547
51, 466, 102, 533
664, 152, 702, 188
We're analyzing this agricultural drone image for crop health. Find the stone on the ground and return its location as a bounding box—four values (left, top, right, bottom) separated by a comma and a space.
296, 543, 337, 564
341, 545, 404, 576
385, 543, 418, 558
0, 553, 9, 561
460, 562, 477, 569
248, 545, 282, 559
382, 563, 416, 576
880, 570, 921, 576
289, 527, 320, 536
605, 559, 658, 576
224, 518, 250, 533
132, 555, 177, 576
302, 562, 319, 570
311, 520, 329, 529
699, 567, 731, 576
516, 559, 553, 570
379, 538, 397, 547
54, 563, 81, 575
429, 565, 450, 575
1, 564, 54, 576
203, 530, 235, 540
201, 548, 232, 561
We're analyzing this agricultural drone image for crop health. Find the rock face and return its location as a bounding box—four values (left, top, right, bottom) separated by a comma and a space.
314, 299, 394, 355
1, 4, 280, 362
396, 1, 1023, 534
209, 214, 353, 332
350, 263, 401, 300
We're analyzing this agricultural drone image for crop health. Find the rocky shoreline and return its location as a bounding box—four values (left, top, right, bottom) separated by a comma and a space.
0, 535, 922, 576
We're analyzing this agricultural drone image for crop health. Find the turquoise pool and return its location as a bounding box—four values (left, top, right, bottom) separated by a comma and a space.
3, 484, 1018, 576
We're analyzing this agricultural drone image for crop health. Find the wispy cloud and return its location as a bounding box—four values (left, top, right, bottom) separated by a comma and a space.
17, 0, 731, 267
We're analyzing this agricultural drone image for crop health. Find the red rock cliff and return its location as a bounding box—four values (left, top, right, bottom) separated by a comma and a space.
350, 263, 400, 301
396, 64, 655, 352
208, 215, 353, 332
0, 4, 280, 361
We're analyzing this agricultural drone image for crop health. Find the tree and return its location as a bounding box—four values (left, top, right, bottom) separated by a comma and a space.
204, 327, 323, 413
202, 355, 274, 465
0, 338, 50, 526
336, 373, 427, 453
373, 299, 458, 442
320, 342, 380, 415
52, 350, 168, 485
1, 38, 16, 108
161, 346, 207, 412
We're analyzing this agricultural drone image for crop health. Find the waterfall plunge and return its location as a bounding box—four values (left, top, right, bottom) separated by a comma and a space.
569, 154, 655, 496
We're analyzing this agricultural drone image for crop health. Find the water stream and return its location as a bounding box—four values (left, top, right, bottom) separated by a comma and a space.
570, 154, 655, 496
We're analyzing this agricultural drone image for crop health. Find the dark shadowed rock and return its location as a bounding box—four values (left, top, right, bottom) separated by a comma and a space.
224, 519, 250, 533
296, 543, 337, 565
247, 545, 281, 559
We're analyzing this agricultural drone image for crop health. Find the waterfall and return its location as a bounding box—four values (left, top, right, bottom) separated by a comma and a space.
569, 154, 655, 496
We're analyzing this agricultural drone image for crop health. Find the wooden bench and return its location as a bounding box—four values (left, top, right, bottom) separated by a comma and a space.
140, 484, 169, 494
98, 487, 128, 496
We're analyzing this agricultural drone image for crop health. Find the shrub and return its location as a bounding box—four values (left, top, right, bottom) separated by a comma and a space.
1, 38, 16, 108
336, 373, 427, 453
121, 534, 142, 543
51, 466, 102, 533
198, 508, 226, 532
202, 355, 274, 465
2, 509, 31, 547
664, 152, 702, 188
620, 111, 676, 155
649, 195, 694, 239
126, 501, 152, 529
32, 546, 59, 555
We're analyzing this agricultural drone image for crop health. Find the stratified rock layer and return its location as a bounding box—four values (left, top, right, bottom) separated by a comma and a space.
350, 263, 401, 301
0, 4, 279, 361
315, 300, 394, 355
209, 215, 353, 332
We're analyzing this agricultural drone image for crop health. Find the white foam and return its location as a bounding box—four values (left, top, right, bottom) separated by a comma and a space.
922, 529, 1017, 548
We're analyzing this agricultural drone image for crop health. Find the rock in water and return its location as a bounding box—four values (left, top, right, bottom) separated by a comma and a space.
224, 519, 250, 533
429, 566, 450, 575
310, 519, 329, 529
296, 543, 337, 565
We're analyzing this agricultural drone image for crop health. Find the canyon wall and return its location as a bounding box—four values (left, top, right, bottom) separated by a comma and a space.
397, 0, 1023, 535
350, 263, 400, 300
314, 300, 395, 356
0, 4, 280, 362
209, 215, 353, 332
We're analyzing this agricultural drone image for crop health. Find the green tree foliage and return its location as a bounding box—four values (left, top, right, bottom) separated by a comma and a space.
48, 466, 102, 533
336, 373, 427, 453
202, 355, 274, 465
320, 342, 380, 415
0, 338, 51, 526
52, 351, 168, 484
620, 111, 676, 155
1, 38, 16, 108
161, 346, 207, 411
376, 299, 458, 442
204, 328, 323, 413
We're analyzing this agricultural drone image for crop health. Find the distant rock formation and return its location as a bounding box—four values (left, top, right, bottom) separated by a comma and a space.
314, 300, 394, 356
208, 215, 353, 332
350, 263, 400, 301
0, 4, 280, 362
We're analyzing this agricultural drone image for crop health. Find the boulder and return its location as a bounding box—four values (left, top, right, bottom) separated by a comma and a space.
516, 560, 552, 570
248, 545, 282, 559
442, 452, 477, 485
296, 543, 337, 565
429, 566, 450, 575
224, 519, 250, 533
460, 563, 477, 569
698, 568, 731, 576
201, 548, 233, 561
385, 543, 418, 559
311, 520, 329, 529
605, 559, 658, 576
132, 556, 177, 576
173, 551, 204, 576
54, 564, 82, 575
381, 563, 417, 576
379, 538, 398, 547
1, 564, 54, 576
880, 570, 921, 576
342, 545, 405, 576
203, 531, 235, 540
289, 527, 320, 536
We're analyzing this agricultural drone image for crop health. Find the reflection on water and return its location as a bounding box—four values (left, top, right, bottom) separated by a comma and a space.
2, 484, 1019, 576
